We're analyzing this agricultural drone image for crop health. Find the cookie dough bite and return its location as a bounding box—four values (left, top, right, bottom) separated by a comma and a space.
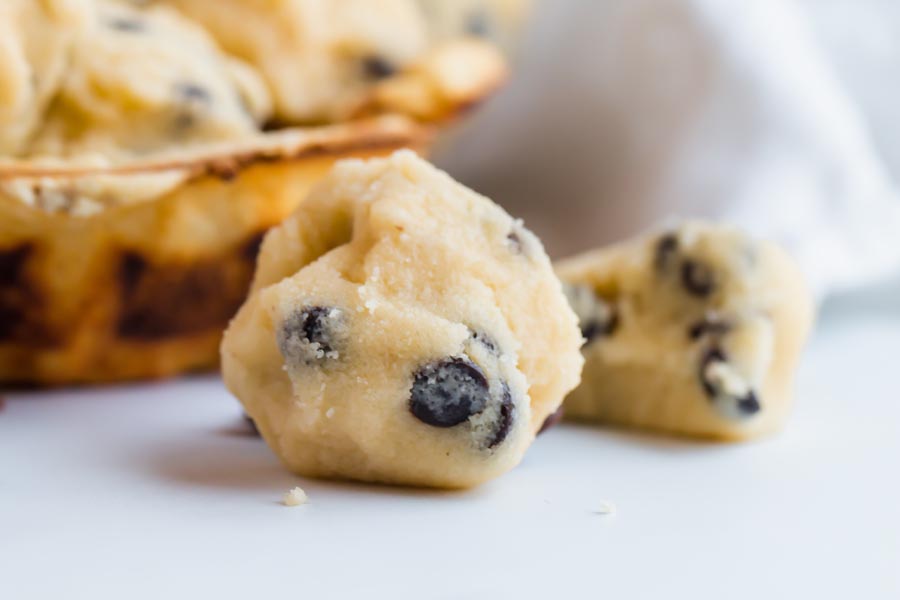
222, 150, 583, 488
416, 0, 531, 53
25, 0, 271, 159
0, 0, 90, 155
154, 0, 430, 123
556, 222, 814, 441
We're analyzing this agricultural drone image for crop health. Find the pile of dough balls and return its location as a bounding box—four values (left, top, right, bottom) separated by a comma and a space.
0, 0, 520, 159
221, 150, 583, 488
147, 0, 529, 124
0, 0, 270, 159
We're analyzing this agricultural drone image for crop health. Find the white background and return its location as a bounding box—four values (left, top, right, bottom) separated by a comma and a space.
3, 289, 899, 600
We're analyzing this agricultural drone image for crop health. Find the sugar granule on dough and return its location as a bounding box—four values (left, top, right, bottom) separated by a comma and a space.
283, 487, 309, 507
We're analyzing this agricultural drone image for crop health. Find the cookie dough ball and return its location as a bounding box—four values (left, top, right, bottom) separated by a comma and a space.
221, 150, 582, 488
25, 0, 271, 159
155, 0, 429, 124
0, 0, 89, 155
556, 222, 814, 440
416, 0, 531, 53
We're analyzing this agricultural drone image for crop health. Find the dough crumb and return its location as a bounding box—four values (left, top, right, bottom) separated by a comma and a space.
594, 500, 616, 516
283, 487, 309, 507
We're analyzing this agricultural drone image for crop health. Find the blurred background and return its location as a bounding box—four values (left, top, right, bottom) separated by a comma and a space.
436, 0, 900, 300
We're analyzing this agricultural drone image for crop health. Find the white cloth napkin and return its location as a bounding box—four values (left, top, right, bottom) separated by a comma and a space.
435, 0, 900, 298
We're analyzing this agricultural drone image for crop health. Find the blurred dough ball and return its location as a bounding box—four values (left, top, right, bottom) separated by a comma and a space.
25, 0, 271, 159
0, 0, 90, 155
153, 0, 430, 123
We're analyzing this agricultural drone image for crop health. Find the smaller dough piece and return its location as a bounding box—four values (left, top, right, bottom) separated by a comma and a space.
221, 150, 582, 488
26, 0, 271, 159
556, 222, 814, 440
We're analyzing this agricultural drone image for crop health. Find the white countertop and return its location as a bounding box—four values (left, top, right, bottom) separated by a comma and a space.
2, 292, 899, 600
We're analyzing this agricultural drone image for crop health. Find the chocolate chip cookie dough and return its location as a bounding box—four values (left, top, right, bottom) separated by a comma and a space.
0, 0, 89, 155
154, 0, 429, 123
556, 222, 814, 440
4, 0, 271, 160
221, 150, 583, 488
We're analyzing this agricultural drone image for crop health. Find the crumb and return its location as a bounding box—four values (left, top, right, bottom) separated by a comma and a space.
325, 407, 336, 419
283, 486, 308, 507
594, 501, 616, 516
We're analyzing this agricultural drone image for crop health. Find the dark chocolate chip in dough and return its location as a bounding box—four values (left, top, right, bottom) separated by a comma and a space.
470, 329, 498, 354
654, 233, 679, 271
172, 82, 213, 132
362, 55, 397, 80
563, 283, 618, 344
736, 391, 761, 416
465, 10, 492, 37
538, 406, 564, 435
410, 358, 490, 428
688, 318, 731, 340
278, 306, 342, 362
699, 347, 761, 417
175, 82, 212, 104
107, 16, 146, 32
681, 260, 715, 297
582, 307, 618, 343
698, 346, 728, 398
506, 231, 523, 254
486, 383, 516, 449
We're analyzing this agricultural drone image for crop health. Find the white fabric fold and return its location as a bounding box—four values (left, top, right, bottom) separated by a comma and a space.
437, 0, 900, 298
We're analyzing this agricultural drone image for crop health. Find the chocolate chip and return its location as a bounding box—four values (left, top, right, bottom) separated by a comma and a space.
486, 384, 515, 448
699, 347, 761, 419
563, 283, 618, 344
681, 260, 715, 297
505, 223, 535, 257
699, 347, 728, 398
174, 82, 212, 104
506, 231, 523, 254
688, 318, 731, 340
736, 391, 761, 416
172, 82, 212, 133
654, 233, 679, 270
582, 308, 618, 342
362, 56, 396, 80
465, 10, 492, 37
409, 358, 490, 428
538, 406, 564, 435
107, 16, 145, 32
470, 329, 498, 354
278, 306, 343, 363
